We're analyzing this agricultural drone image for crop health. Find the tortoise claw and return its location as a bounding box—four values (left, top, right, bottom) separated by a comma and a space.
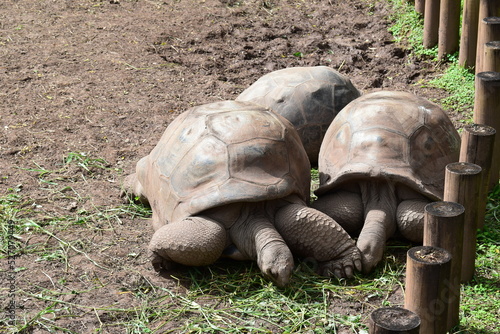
318, 246, 362, 279
149, 249, 178, 271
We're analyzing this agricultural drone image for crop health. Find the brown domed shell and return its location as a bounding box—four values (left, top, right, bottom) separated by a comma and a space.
136, 100, 311, 225
316, 91, 461, 200
236, 66, 361, 164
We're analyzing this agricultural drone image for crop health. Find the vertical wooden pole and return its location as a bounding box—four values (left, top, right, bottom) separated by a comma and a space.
438, 0, 461, 59
459, 124, 496, 229
484, 41, 500, 71
415, 0, 426, 15
476, 0, 500, 71
424, 0, 441, 48
459, 0, 481, 67
405, 246, 452, 334
443, 162, 482, 283
423, 201, 465, 331
369, 307, 421, 334
474, 72, 500, 190
475, 17, 500, 74
478, 0, 500, 19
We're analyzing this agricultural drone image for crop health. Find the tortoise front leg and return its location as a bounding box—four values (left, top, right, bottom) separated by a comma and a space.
357, 181, 398, 273
229, 211, 294, 287
148, 216, 227, 270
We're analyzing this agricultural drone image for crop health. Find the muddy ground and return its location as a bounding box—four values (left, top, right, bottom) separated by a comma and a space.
1, 0, 469, 333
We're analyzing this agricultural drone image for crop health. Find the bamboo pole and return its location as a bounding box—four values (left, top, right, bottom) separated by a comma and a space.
423, 201, 465, 331
369, 307, 421, 334
475, 17, 500, 74
459, 0, 480, 67
438, 0, 461, 59
443, 162, 482, 283
415, 0, 425, 15
405, 246, 452, 334
484, 41, 500, 72
459, 124, 496, 229
424, 0, 441, 48
474, 72, 500, 190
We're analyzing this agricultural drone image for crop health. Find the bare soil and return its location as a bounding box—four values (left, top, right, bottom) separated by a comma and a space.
0, 0, 461, 333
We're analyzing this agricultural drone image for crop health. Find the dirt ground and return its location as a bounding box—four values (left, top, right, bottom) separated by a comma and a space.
1, 0, 466, 333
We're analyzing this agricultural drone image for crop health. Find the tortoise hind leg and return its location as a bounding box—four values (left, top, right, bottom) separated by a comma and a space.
148, 216, 226, 270
274, 204, 362, 278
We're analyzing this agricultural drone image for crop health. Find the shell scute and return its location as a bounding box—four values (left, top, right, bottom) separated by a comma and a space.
170, 136, 229, 198
228, 139, 289, 186
350, 128, 409, 167
207, 109, 287, 144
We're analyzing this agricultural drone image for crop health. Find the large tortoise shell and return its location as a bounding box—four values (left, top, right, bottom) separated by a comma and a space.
136, 100, 311, 225
236, 66, 361, 164
316, 91, 461, 200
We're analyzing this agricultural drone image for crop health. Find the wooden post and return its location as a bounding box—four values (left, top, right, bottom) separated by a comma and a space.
459, 0, 481, 67
478, 0, 500, 19
369, 307, 421, 334
423, 201, 465, 332
415, 0, 426, 15
474, 72, 500, 190
424, 0, 441, 48
475, 17, 500, 74
443, 162, 482, 283
484, 41, 500, 72
405, 246, 452, 334
459, 124, 496, 229
438, 0, 461, 59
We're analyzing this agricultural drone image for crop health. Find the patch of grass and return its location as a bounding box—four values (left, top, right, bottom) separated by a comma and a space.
21, 152, 118, 189
457, 184, 500, 332
310, 168, 319, 201
427, 60, 476, 120
129, 262, 400, 333
0, 184, 150, 261
386, 0, 437, 58
0, 185, 37, 256
8, 259, 403, 333
386, 0, 475, 120
64, 151, 111, 174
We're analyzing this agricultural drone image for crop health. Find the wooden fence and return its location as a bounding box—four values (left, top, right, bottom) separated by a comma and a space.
367, 2, 499, 332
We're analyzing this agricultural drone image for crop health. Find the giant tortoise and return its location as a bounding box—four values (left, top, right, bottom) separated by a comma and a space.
236, 66, 361, 165
123, 100, 361, 286
312, 91, 461, 273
